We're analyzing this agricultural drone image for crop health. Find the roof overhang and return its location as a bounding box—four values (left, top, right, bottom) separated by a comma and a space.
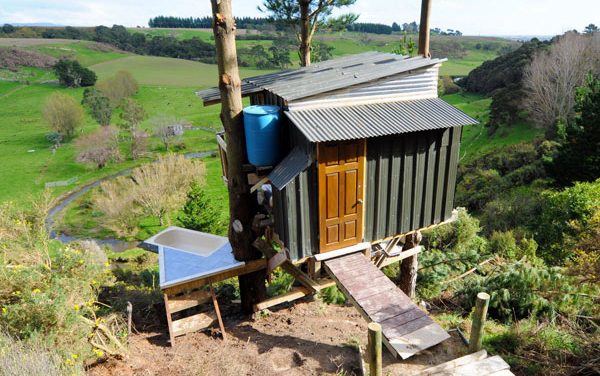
284, 98, 479, 143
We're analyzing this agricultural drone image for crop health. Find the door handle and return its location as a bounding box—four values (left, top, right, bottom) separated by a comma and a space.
357, 199, 363, 205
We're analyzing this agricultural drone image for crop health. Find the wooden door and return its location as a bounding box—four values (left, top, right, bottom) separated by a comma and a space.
318, 140, 366, 252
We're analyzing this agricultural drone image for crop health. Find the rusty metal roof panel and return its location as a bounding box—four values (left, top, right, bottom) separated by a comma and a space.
284, 98, 478, 142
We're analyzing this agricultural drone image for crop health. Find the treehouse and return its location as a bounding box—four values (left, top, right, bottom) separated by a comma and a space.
198, 51, 477, 261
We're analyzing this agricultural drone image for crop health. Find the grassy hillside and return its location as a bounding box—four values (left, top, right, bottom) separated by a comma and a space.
90, 55, 272, 87
442, 93, 543, 162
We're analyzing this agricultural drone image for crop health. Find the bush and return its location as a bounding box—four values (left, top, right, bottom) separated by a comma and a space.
178, 180, 227, 236
0, 200, 113, 368
457, 260, 598, 322
535, 179, 600, 264
94, 154, 206, 236
0, 333, 68, 376
53, 59, 97, 88
42, 92, 84, 138
82, 88, 112, 126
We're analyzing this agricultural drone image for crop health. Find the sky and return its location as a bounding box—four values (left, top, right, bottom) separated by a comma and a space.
0, 0, 597, 36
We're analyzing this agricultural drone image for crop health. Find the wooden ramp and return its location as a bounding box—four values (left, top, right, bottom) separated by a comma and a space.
324, 252, 450, 359
419, 350, 515, 375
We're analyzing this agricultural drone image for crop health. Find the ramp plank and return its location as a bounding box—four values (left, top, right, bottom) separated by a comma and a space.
420, 350, 488, 375
324, 252, 449, 359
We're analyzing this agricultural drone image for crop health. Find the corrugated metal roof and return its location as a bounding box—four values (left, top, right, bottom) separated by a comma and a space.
284, 98, 479, 142
196, 52, 445, 104
268, 146, 312, 190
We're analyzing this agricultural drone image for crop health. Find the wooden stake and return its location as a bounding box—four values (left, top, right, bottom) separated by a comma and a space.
367, 322, 382, 376
211, 0, 266, 313
469, 292, 490, 353
210, 284, 227, 340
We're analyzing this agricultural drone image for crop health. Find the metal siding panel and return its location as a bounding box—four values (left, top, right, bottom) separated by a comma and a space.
375, 139, 391, 240
387, 138, 402, 235
444, 127, 461, 219
401, 134, 414, 234
365, 139, 379, 242
433, 129, 449, 223
423, 131, 437, 227
299, 171, 312, 259
307, 162, 319, 256
285, 179, 298, 257
412, 136, 426, 229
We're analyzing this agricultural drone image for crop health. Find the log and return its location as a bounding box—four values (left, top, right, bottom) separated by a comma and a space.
399, 232, 422, 298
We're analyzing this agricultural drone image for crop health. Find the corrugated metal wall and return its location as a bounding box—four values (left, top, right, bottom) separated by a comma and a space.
364, 126, 462, 242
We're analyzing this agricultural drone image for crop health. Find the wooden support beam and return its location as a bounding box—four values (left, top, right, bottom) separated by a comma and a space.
253, 238, 319, 293
399, 232, 422, 299
253, 279, 336, 311
313, 242, 371, 262
377, 246, 424, 269
210, 284, 226, 339
163, 258, 266, 296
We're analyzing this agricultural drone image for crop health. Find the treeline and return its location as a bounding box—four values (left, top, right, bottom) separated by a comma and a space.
33, 25, 216, 63
347, 23, 392, 35
148, 16, 271, 29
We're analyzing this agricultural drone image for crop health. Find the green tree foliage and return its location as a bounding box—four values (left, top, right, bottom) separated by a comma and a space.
550, 75, 600, 185
392, 33, 417, 56
259, 0, 357, 65
53, 59, 97, 88
584, 23, 599, 34
1, 24, 15, 33
178, 180, 227, 235
119, 98, 146, 132
42, 92, 84, 138
82, 88, 112, 126
346, 22, 391, 34
311, 41, 334, 62
535, 179, 600, 265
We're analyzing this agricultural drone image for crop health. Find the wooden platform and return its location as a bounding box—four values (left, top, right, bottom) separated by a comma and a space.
419, 350, 515, 375
323, 252, 450, 359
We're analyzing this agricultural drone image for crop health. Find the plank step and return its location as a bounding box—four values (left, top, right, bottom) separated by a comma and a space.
172, 312, 216, 337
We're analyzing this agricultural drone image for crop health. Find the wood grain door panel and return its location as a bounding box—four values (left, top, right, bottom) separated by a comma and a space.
318, 140, 365, 252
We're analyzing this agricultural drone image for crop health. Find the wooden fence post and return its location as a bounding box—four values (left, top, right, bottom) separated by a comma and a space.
468, 292, 490, 353
367, 322, 382, 376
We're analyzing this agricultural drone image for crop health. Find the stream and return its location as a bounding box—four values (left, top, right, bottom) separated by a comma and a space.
45, 151, 216, 252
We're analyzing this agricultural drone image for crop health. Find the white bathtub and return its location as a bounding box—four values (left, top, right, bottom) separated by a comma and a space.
143, 226, 244, 289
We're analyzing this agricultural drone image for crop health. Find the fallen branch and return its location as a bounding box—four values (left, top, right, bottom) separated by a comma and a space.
442, 257, 495, 284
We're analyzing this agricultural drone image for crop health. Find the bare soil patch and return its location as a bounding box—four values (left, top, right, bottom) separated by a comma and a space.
88, 299, 467, 376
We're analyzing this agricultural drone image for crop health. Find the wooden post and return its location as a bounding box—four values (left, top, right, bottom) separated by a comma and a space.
367, 322, 382, 376
211, 0, 266, 314
468, 292, 490, 353
399, 231, 422, 298
418, 0, 432, 57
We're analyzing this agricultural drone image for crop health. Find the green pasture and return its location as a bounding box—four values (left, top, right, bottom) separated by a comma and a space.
442, 92, 543, 162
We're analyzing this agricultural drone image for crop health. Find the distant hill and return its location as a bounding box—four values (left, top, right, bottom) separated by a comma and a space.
6, 22, 63, 27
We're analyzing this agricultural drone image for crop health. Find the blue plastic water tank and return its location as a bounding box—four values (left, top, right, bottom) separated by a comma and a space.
243, 105, 281, 166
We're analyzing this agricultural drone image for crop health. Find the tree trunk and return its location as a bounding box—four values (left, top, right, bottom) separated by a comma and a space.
211, 0, 266, 314
399, 231, 422, 299
299, 0, 311, 66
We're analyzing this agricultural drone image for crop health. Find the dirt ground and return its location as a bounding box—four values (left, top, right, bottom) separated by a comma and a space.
88, 297, 468, 376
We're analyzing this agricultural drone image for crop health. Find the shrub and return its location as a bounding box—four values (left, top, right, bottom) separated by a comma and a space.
53, 59, 97, 87
94, 154, 206, 236
178, 180, 227, 236
130, 128, 149, 160
0, 333, 67, 376
119, 98, 145, 132
0, 200, 113, 368
458, 260, 598, 322
535, 179, 600, 264
43, 92, 84, 138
